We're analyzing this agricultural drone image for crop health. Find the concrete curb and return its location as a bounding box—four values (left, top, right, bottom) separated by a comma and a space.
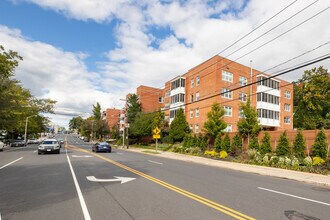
120, 147, 330, 187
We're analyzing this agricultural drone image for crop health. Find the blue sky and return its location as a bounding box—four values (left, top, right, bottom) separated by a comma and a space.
0, 0, 329, 127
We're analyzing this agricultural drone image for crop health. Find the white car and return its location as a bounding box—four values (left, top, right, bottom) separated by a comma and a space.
38, 139, 60, 155
0, 141, 4, 151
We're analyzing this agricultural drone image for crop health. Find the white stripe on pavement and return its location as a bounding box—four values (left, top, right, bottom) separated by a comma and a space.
258, 187, 330, 206
66, 148, 91, 220
0, 157, 23, 170
148, 160, 163, 165
116, 152, 123, 155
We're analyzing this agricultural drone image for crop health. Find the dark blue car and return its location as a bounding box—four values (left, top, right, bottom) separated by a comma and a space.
92, 142, 111, 153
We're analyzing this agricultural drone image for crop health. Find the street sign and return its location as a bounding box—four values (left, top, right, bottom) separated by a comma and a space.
153, 134, 160, 139
153, 127, 160, 135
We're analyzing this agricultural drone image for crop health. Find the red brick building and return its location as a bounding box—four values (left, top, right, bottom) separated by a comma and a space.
104, 108, 120, 131
131, 55, 293, 133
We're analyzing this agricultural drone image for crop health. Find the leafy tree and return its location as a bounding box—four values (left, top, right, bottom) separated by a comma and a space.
126, 94, 142, 124
92, 102, 102, 120
130, 112, 155, 138
260, 132, 272, 154
231, 133, 242, 155
203, 102, 227, 139
276, 131, 290, 156
169, 108, 190, 142
292, 130, 306, 158
237, 97, 261, 140
0, 45, 22, 80
248, 135, 259, 150
214, 135, 222, 152
153, 109, 165, 130
294, 67, 330, 129
69, 116, 84, 130
221, 133, 231, 152
312, 129, 328, 159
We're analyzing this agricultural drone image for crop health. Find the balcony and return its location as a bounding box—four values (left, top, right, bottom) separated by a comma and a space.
258, 118, 280, 127
257, 101, 280, 111
257, 85, 280, 97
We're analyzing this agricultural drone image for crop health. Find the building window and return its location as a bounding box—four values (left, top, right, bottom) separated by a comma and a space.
158, 97, 164, 103
222, 70, 233, 82
239, 76, 247, 86
170, 93, 185, 104
196, 92, 200, 101
239, 108, 244, 118
190, 109, 194, 118
284, 91, 291, 99
190, 94, 194, 102
196, 76, 200, 86
171, 78, 186, 90
195, 124, 199, 133
224, 124, 232, 132
284, 104, 290, 112
195, 108, 199, 117
191, 79, 194, 88
165, 103, 170, 109
257, 76, 280, 90
221, 88, 233, 99
170, 109, 180, 118
258, 109, 280, 120
239, 92, 247, 102
284, 116, 291, 124
189, 124, 193, 131
224, 106, 232, 117
165, 90, 170, 97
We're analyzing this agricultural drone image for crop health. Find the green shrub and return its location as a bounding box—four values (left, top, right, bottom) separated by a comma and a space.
278, 157, 285, 165
247, 149, 257, 160
231, 133, 242, 155
292, 130, 306, 158
291, 157, 300, 167
260, 132, 272, 154
262, 155, 270, 165
221, 133, 231, 152
249, 135, 259, 150
161, 135, 173, 144
276, 131, 290, 156
313, 157, 325, 166
303, 156, 313, 166
284, 157, 292, 166
219, 151, 228, 159
204, 150, 218, 157
172, 145, 184, 153
214, 135, 222, 152
312, 129, 328, 160
270, 156, 279, 165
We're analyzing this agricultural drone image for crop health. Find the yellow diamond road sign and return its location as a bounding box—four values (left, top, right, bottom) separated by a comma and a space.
153, 127, 160, 135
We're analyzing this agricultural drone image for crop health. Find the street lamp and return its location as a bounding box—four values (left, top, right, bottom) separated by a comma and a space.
24, 115, 38, 144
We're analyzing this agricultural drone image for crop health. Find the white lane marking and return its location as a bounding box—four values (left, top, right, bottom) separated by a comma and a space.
86, 176, 136, 184
33, 150, 37, 153
148, 160, 163, 165
116, 152, 123, 155
72, 155, 93, 158
0, 157, 23, 170
65, 148, 91, 220
258, 187, 330, 206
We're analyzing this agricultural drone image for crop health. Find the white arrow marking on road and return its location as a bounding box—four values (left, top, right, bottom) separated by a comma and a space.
258, 187, 330, 206
72, 155, 94, 158
86, 176, 136, 184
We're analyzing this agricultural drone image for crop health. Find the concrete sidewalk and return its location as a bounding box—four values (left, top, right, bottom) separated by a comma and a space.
120, 146, 330, 187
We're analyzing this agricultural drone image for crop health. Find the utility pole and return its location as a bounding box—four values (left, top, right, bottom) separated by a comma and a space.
24, 115, 37, 144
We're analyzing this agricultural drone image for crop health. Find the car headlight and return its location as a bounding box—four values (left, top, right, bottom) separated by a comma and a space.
39, 146, 44, 150
54, 145, 60, 149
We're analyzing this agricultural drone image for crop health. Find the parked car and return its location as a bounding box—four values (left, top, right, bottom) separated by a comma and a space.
27, 138, 39, 144
92, 142, 111, 153
0, 141, 4, 151
10, 140, 26, 147
38, 139, 60, 154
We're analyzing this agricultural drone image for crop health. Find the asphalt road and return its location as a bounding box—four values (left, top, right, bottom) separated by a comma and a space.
0, 134, 329, 220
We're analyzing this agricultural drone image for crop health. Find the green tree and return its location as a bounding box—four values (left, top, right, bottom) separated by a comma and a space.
203, 102, 227, 139
276, 131, 290, 156
237, 97, 261, 140
294, 67, 330, 129
221, 133, 231, 152
260, 132, 272, 154
169, 108, 190, 142
130, 112, 155, 138
0, 45, 22, 80
69, 116, 84, 130
292, 130, 306, 158
92, 102, 102, 120
312, 129, 328, 159
214, 135, 222, 152
126, 94, 142, 124
153, 109, 165, 130
248, 135, 259, 150
231, 133, 242, 155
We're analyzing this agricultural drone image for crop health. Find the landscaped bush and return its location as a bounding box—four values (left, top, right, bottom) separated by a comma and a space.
161, 135, 173, 144
312, 129, 328, 160
284, 157, 292, 166
221, 133, 231, 152
291, 157, 300, 167
248, 135, 259, 150
214, 135, 222, 152
204, 150, 218, 157
292, 130, 306, 158
231, 133, 242, 156
303, 156, 313, 166
185, 147, 201, 155
247, 149, 257, 160
172, 145, 184, 153
260, 132, 272, 154
313, 157, 325, 166
270, 156, 279, 165
219, 150, 228, 159
276, 131, 290, 156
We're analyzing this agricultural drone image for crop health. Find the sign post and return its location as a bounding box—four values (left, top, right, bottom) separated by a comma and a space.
153, 127, 161, 152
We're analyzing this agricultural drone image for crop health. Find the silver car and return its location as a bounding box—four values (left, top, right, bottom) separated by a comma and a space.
38, 139, 60, 155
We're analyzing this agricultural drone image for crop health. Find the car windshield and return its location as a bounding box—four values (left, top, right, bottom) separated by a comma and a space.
43, 141, 57, 144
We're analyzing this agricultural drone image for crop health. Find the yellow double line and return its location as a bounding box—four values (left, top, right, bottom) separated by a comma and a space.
67, 145, 255, 220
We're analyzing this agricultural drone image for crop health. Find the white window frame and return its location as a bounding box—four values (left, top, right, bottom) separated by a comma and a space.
196, 92, 200, 101
284, 104, 290, 112
239, 108, 244, 118
196, 76, 200, 86
239, 76, 247, 86
222, 70, 233, 82
191, 79, 194, 88
224, 106, 232, 117
195, 124, 199, 133
284, 116, 291, 124
221, 88, 233, 99
195, 108, 199, 117
224, 124, 232, 132
190, 109, 194, 118
284, 91, 291, 99
239, 92, 247, 102
158, 97, 164, 103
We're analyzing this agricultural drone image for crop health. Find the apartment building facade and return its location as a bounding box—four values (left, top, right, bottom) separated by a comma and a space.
134, 55, 293, 133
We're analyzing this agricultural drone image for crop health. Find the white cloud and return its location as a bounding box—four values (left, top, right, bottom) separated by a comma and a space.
2, 0, 330, 128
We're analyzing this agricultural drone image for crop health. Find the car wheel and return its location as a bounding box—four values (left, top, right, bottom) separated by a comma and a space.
38, 151, 41, 155
58, 150, 60, 154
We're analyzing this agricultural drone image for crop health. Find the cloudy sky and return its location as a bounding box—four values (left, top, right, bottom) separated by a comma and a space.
0, 0, 329, 128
